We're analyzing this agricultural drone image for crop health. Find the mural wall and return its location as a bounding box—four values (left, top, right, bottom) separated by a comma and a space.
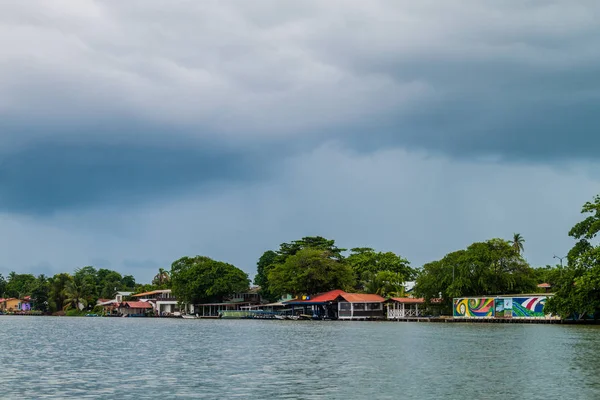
511, 297, 546, 318
453, 296, 549, 318
453, 298, 495, 318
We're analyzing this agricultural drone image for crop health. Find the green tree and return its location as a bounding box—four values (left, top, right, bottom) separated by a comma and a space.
276, 236, 346, 262
546, 195, 600, 319
63, 278, 89, 311
31, 275, 50, 313
364, 270, 406, 298
415, 238, 536, 313
49, 273, 72, 312
268, 248, 355, 297
5, 273, 36, 298
98, 271, 124, 299
170, 256, 250, 304
0, 273, 6, 297
152, 268, 170, 288
73, 266, 99, 302
512, 233, 525, 254
254, 250, 278, 302
347, 248, 413, 290
121, 275, 136, 289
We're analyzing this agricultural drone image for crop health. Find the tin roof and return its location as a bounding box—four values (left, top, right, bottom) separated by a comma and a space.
339, 293, 386, 303
537, 283, 552, 288
285, 290, 387, 304
121, 301, 153, 309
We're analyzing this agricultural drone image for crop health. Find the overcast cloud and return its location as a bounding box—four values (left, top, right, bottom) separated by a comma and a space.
0, 1, 598, 282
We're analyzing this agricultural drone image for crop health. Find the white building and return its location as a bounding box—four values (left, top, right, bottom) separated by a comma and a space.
132, 289, 181, 316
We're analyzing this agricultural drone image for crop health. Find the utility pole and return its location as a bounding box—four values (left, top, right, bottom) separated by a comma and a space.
553, 255, 566, 267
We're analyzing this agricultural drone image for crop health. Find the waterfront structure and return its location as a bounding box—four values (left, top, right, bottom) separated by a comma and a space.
193, 289, 263, 317
337, 293, 386, 320
97, 291, 134, 315
0, 297, 31, 312
386, 297, 425, 319
116, 301, 153, 316
283, 290, 386, 320
453, 295, 558, 320
132, 289, 180, 316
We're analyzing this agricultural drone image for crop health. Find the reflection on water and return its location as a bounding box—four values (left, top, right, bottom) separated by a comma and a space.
0, 317, 599, 399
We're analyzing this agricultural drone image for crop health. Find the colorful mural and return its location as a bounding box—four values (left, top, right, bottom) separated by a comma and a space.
512, 297, 546, 318
453, 298, 495, 318
495, 298, 513, 318
453, 296, 549, 319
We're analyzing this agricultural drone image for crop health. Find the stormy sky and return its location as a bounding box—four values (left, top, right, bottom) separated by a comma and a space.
1, 1, 598, 282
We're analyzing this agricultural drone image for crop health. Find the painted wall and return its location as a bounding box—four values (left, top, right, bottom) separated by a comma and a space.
511, 297, 547, 318
453, 298, 495, 318
453, 296, 549, 318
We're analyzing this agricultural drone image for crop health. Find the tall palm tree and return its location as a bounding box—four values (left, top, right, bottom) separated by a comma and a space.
153, 268, 170, 287
63, 280, 88, 311
512, 233, 525, 255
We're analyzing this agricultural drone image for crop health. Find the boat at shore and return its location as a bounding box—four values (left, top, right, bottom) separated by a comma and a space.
181, 314, 200, 319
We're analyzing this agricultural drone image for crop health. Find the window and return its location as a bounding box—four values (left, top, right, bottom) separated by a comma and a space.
367, 303, 381, 311
339, 302, 351, 311
353, 303, 365, 311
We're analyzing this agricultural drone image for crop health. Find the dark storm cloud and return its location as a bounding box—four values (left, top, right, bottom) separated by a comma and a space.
0, 129, 272, 214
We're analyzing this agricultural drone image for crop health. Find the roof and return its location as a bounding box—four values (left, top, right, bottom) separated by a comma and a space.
0, 298, 17, 303
339, 293, 386, 303
284, 290, 386, 305
310, 289, 346, 302
537, 283, 552, 288
121, 301, 153, 309
389, 297, 426, 304
132, 289, 172, 297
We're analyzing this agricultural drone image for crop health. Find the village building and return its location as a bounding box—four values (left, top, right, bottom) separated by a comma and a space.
132, 289, 180, 316
97, 291, 134, 315
386, 297, 425, 320
0, 297, 31, 313
336, 293, 386, 320
116, 301, 153, 317
283, 290, 386, 320
194, 288, 263, 318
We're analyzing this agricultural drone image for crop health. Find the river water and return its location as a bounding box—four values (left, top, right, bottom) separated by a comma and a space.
1, 317, 599, 399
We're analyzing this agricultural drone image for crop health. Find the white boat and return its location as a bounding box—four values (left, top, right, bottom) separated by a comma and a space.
181, 314, 199, 319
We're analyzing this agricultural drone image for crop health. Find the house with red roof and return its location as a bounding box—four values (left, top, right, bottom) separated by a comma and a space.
116, 301, 153, 317
284, 290, 386, 320
336, 293, 386, 320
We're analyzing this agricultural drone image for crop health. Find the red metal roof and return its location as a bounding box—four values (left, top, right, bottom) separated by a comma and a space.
537, 283, 552, 288
122, 301, 153, 309
339, 293, 386, 303
389, 297, 426, 304
305, 289, 347, 303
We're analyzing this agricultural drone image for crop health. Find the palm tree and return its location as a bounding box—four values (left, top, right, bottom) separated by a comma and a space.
63, 280, 88, 311
153, 268, 170, 287
512, 233, 525, 255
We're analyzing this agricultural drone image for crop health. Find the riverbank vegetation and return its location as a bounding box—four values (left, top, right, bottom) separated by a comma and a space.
2, 194, 599, 320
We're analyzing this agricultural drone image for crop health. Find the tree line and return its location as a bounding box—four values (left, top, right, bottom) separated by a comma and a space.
3, 194, 598, 319
0, 267, 137, 314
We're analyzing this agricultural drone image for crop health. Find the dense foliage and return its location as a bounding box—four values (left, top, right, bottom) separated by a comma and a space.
545, 195, 600, 319
414, 238, 536, 313
346, 248, 414, 291
170, 256, 250, 304
268, 248, 355, 297
1, 267, 137, 313
255, 236, 412, 299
